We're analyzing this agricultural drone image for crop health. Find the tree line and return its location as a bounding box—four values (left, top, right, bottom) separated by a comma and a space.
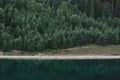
0, 0, 120, 51
75, 0, 120, 18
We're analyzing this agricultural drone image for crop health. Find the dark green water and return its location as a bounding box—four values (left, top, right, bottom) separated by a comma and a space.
0, 60, 120, 80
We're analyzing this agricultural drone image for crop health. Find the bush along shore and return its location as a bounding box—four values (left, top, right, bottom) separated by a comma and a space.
0, 0, 120, 52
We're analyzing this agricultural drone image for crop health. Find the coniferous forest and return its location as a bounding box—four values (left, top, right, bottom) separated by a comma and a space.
0, 0, 120, 51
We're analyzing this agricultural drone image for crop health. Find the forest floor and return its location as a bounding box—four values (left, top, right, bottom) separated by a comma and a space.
4, 45, 120, 56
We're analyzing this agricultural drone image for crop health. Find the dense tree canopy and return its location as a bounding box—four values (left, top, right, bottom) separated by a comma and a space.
0, 0, 120, 51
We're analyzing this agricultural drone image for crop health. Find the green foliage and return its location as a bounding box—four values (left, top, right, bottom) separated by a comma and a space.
31, 3, 44, 13
13, 0, 29, 9
0, 0, 120, 52
70, 15, 80, 27
101, 2, 112, 18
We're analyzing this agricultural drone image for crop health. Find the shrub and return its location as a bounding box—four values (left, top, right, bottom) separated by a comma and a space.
33, 3, 44, 13
81, 17, 96, 28
70, 15, 80, 27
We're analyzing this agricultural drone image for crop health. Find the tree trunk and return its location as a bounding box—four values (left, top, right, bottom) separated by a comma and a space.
89, 0, 95, 18
115, 0, 120, 17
